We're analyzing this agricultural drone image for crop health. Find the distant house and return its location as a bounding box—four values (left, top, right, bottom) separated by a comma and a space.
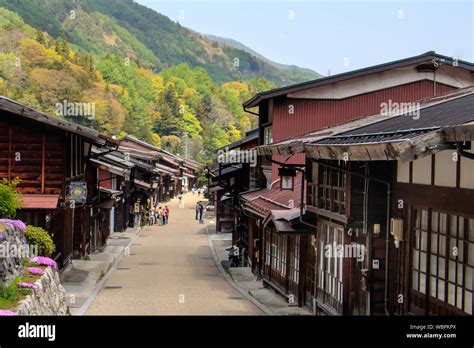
209, 128, 261, 237
89, 147, 135, 239
117, 136, 200, 226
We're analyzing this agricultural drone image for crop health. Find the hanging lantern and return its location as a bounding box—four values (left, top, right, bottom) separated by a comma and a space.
278, 167, 296, 190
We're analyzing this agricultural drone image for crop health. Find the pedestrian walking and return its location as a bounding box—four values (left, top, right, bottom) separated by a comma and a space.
199, 202, 204, 221
157, 206, 163, 226
164, 205, 169, 224
147, 210, 154, 226
195, 202, 200, 220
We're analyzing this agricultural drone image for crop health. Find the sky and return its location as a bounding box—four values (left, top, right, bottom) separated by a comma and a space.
136, 0, 474, 76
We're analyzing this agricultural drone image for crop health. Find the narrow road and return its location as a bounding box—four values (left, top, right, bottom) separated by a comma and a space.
86, 193, 263, 315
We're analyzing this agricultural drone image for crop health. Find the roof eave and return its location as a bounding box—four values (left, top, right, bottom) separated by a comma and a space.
243, 51, 474, 108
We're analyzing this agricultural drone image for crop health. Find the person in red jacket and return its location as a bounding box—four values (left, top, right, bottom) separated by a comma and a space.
164, 205, 169, 224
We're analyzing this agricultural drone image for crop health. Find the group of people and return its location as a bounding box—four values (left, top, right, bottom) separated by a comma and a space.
148, 205, 170, 226
191, 185, 207, 197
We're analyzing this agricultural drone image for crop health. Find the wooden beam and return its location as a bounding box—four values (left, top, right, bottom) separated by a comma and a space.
442, 123, 474, 142
41, 135, 46, 194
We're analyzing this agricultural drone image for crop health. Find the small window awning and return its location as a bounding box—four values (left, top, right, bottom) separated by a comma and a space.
99, 188, 122, 198
154, 163, 177, 175
263, 208, 313, 234
133, 179, 151, 189
95, 199, 116, 209
20, 194, 60, 209
90, 158, 131, 179
208, 185, 224, 193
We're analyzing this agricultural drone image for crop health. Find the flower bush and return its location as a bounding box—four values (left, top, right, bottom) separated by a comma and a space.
0, 219, 26, 233
25, 225, 56, 257
30, 256, 57, 270
17, 282, 38, 291
26, 267, 45, 276
0, 309, 17, 316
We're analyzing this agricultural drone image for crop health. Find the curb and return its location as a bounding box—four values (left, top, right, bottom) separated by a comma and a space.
73, 227, 143, 316
204, 222, 274, 316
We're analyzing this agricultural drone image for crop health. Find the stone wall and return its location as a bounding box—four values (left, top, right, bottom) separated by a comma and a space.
0, 221, 69, 315
0, 222, 24, 287
16, 266, 69, 315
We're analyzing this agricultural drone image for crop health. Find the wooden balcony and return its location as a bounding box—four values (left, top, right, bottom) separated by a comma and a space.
307, 182, 347, 223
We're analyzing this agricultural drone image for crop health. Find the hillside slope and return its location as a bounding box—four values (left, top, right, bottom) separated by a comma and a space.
0, 7, 276, 162
0, 0, 320, 85
205, 34, 321, 82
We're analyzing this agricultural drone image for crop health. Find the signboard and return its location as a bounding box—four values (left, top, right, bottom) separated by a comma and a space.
66, 182, 87, 204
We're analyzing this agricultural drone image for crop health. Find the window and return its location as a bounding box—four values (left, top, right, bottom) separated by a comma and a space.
271, 230, 287, 276
412, 209, 473, 315
263, 126, 273, 145
317, 166, 347, 214
289, 236, 300, 283
264, 229, 271, 266
317, 223, 344, 309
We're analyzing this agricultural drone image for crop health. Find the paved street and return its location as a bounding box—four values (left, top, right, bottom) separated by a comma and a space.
86, 193, 263, 315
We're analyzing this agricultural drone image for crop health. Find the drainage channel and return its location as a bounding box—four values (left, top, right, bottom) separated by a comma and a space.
104, 285, 122, 289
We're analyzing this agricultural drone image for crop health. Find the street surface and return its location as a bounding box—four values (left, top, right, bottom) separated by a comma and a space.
86, 193, 263, 315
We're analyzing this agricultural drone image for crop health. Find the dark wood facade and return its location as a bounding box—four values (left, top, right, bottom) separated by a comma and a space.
0, 98, 115, 267
241, 52, 474, 314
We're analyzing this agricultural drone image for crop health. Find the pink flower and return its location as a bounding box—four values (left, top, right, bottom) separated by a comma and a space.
18, 282, 38, 291
27, 267, 45, 276
0, 219, 26, 232
30, 256, 57, 270
0, 310, 17, 316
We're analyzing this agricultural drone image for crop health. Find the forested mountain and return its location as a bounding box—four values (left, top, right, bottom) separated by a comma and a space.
0, 1, 320, 161
205, 34, 321, 82
0, 0, 319, 85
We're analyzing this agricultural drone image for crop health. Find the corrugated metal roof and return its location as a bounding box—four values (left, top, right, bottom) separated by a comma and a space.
315, 92, 474, 145
243, 51, 474, 108
0, 96, 114, 146
211, 164, 243, 178
257, 87, 474, 157
240, 177, 303, 217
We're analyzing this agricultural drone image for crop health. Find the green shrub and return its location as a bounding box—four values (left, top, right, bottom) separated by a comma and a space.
0, 178, 22, 219
25, 225, 56, 257
0, 276, 32, 309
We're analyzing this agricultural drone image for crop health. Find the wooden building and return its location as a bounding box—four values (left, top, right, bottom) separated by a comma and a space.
257, 87, 474, 315
240, 177, 308, 305
0, 96, 117, 267
89, 148, 135, 236
242, 51, 474, 312
210, 128, 261, 237
117, 135, 200, 226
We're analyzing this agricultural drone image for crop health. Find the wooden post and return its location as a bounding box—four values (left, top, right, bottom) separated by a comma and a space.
299, 235, 308, 307
7, 124, 11, 182
41, 135, 46, 194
